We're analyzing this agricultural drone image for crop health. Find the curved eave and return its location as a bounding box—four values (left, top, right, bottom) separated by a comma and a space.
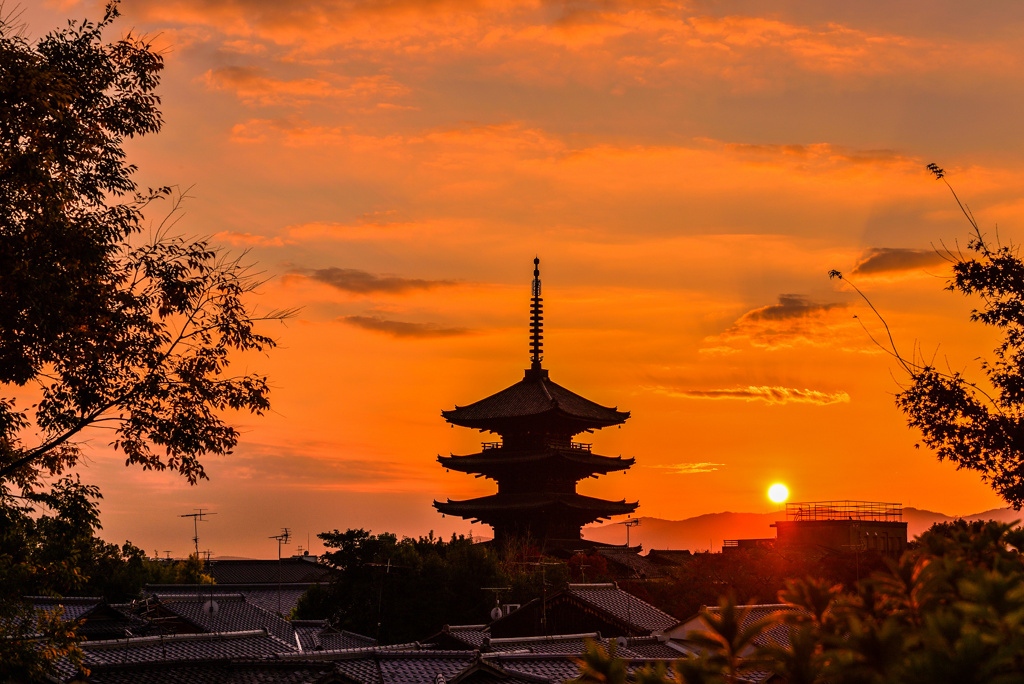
437, 450, 634, 475
442, 406, 629, 433
434, 493, 639, 518
441, 368, 630, 430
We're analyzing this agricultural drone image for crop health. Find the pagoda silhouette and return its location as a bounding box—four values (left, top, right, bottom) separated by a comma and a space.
434, 258, 638, 548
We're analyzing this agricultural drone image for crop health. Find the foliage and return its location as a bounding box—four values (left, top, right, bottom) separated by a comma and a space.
0, 3, 285, 677
627, 546, 887, 622
575, 520, 1024, 684
0, 1, 161, 391
0, 476, 175, 680
831, 164, 1024, 509
295, 529, 571, 644
0, 1, 288, 491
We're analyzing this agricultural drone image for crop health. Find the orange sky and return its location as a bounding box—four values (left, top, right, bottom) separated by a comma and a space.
23, 0, 1024, 557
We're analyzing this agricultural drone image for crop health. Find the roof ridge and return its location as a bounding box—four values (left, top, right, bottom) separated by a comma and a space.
487, 632, 599, 645
82, 629, 268, 650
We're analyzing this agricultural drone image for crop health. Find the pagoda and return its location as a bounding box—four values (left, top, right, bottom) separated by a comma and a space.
434, 258, 638, 546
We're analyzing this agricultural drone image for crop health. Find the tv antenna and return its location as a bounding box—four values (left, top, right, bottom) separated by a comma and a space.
621, 517, 640, 547
180, 509, 216, 558
270, 528, 291, 615
515, 560, 560, 634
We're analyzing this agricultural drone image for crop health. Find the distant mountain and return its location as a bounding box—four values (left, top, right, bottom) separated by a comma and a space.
584, 507, 1022, 553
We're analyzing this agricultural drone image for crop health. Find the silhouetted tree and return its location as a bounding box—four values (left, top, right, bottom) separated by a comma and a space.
832, 164, 1024, 509
296, 529, 509, 643
0, 3, 286, 677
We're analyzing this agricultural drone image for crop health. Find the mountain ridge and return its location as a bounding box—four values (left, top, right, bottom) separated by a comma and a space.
583, 506, 1023, 552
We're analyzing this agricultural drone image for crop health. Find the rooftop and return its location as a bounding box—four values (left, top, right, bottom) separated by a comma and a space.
441, 368, 629, 433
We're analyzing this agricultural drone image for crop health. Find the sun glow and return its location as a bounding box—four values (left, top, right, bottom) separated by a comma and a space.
768, 483, 789, 504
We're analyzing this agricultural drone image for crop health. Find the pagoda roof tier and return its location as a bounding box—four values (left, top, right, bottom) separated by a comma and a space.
433, 492, 638, 523
442, 367, 629, 433
438, 448, 634, 477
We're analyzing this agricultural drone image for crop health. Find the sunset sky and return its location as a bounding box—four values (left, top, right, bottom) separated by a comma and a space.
22, 0, 1024, 557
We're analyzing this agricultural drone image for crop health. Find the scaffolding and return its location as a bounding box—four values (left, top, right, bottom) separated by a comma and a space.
785, 500, 902, 522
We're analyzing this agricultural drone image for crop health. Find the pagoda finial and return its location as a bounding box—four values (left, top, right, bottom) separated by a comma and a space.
530, 257, 543, 369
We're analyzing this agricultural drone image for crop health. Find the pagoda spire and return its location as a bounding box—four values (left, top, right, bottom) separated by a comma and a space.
530, 257, 543, 370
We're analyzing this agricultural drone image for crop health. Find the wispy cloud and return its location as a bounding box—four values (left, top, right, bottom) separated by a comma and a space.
703, 295, 856, 351
647, 462, 724, 474
739, 294, 842, 322
213, 230, 291, 247
655, 385, 850, 406
341, 315, 470, 338
300, 267, 456, 294
851, 247, 948, 275
202, 67, 409, 108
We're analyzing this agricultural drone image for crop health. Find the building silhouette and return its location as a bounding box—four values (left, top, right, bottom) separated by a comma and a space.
434, 258, 638, 547
724, 500, 909, 557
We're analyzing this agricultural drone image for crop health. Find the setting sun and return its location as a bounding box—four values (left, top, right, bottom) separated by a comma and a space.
768, 483, 790, 504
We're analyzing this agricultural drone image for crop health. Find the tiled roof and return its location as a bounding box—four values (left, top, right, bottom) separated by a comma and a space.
332, 655, 384, 683
147, 583, 315, 616
645, 550, 693, 567
149, 593, 296, 647
75, 661, 340, 684
79, 630, 287, 666
28, 597, 150, 641
488, 652, 692, 683
29, 596, 103, 622
564, 584, 677, 633
442, 368, 629, 430
293, 620, 329, 651
447, 627, 489, 648
698, 603, 802, 651
376, 652, 477, 684
595, 549, 665, 579
621, 636, 689, 659
483, 654, 590, 682
319, 630, 378, 652
485, 633, 601, 655
293, 621, 378, 652
208, 558, 333, 585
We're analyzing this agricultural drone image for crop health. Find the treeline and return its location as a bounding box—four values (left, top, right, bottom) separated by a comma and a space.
2, 476, 213, 604
293, 528, 895, 644
294, 529, 575, 643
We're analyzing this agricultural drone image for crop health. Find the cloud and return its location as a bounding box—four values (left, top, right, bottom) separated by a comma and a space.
299, 267, 457, 294
703, 295, 860, 351
739, 294, 842, 323
226, 441, 427, 492
341, 315, 470, 338
202, 67, 409, 107
656, 385, 851, 406
213, 230, 292, 247
647, 462, 724, 474
851, 247, 948, 275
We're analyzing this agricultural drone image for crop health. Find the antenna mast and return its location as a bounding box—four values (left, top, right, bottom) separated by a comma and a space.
270, 528, 291, 615
180, 509, 216, 559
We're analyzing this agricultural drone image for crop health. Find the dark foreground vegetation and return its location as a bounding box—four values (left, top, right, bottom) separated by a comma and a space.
576, 519, 1024, 684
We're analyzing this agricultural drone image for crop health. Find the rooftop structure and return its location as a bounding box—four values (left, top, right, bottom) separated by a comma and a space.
434, 259, 638, 546
773, 500, 907, 556
784, 500, 903, 523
